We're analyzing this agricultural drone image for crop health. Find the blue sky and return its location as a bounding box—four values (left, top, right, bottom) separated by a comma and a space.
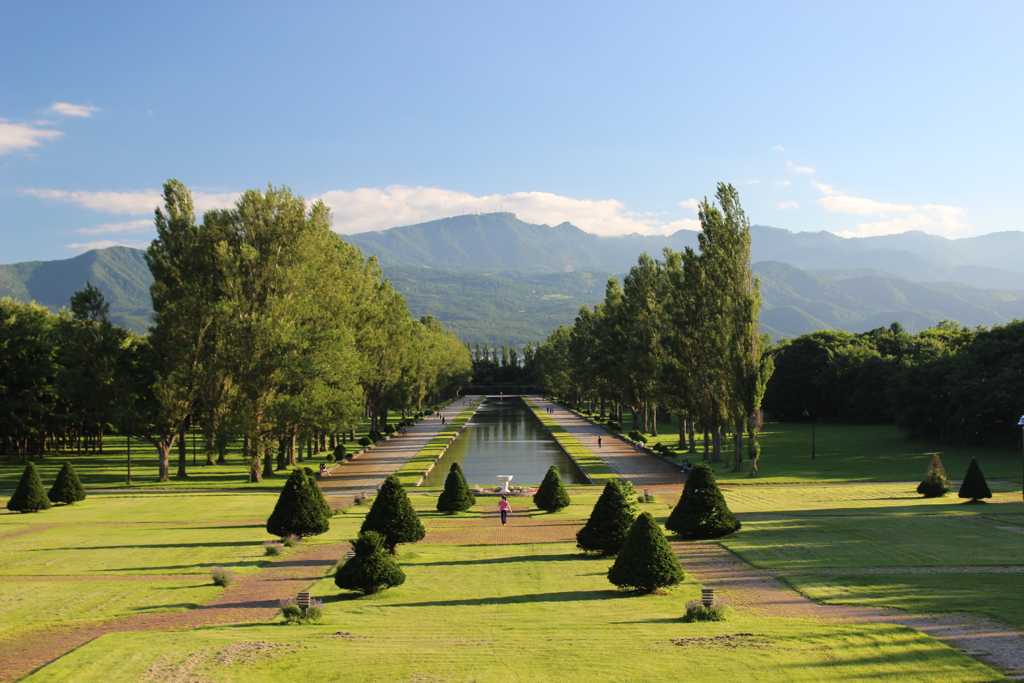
2, 0, 1022, 263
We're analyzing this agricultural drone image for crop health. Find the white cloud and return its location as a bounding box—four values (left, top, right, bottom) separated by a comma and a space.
787, 160, 815, 174
777, 201, 800, 210
318, 185, 701, 236
76, 219, 154, 235
812, 184, 971, 238
0, 121, 63, 154
28, 184, 707, 238
772, 145, 786, 152
741, 180, 761, 185
47, 102, 101, 117
22, 188, 239, 215
775, 180, 791, 186
811, 182, 842, 196
64, 239, 151, 252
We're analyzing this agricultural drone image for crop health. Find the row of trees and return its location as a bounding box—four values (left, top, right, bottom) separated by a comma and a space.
531, 184, 773, 475
0, 180, 473, 481
763, 320, 1024, 445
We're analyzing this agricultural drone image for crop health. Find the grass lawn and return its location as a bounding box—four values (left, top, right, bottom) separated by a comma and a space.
0, 490, 366, 640
605, 412, 1022, 486
721, 516, 1024, 569
716, 480, 1024, 636
721, 482, 1024, 517
784, 573, 1024, 630
22, 542, 1000, 683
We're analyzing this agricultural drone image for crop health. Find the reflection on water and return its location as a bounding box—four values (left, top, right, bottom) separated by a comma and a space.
420, 396, 588, 487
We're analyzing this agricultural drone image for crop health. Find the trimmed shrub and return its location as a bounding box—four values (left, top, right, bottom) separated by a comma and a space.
665, 463, 741, 539
305, 599, 324, 623
607, 512, 684, 592
533, 465, 571, 512
211, 567, 235, 587
682, 598, 728, 622
384, 424, 396, 435
917, 453, 951, 498
358, 437, 372, 448
7, 462, 51, 513
334, 530, 406, 594
368, 429, 383, 443
279, 597, 324, 624
47, 461, 86, 505
576, 479, 636, 555
360, 474, 425, 553
263, 540, 284, 556
958, 457, 992, 503
436, 462, 476, 513
280, 600, 303, 623
266, 468, 331, 539
333, 443, 347, 460
325, 452, 336, 463
607, 421, 621, 432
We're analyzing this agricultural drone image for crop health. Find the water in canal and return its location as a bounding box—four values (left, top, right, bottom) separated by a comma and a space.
420, 396, 589, 487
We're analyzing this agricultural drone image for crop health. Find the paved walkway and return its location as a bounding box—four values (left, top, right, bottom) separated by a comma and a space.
528, 397, 688, 488
317, 396, 478, 503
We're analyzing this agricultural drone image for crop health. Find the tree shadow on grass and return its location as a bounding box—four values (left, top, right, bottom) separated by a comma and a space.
410, 553, 583, 567
103, 561, 266, 572
379, 589, 632, 608
131, 602, 204, 612
49, 541, 257, 550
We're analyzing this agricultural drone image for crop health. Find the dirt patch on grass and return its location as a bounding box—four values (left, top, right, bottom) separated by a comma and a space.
141, 641, 297, 683
669, 633, 770, 648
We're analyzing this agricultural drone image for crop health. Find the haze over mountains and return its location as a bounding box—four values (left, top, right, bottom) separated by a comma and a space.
3, 212, 1023, 343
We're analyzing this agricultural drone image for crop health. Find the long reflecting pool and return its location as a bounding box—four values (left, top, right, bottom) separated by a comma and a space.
420, 396, 589, 487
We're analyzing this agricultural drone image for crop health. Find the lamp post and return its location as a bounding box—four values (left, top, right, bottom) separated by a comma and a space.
1018, 415, 1024, 502
802, 408, 816, 460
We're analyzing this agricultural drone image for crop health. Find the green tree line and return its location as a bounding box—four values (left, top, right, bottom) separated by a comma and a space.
762, 319, 1024, 445
531, 184, 773, 476
0, 181, 472, 481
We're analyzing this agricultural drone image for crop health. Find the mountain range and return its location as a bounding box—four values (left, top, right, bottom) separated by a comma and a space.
3, 213, 1023, 343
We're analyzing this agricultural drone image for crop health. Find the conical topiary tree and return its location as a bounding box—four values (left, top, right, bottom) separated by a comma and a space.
48, 462, 86, 505
958, 457, 992, 504
665, 463, 740, 539
303, 466, 333, 521
436, 462, 476, 513
334, 530, 406, 594
533, 465, 571, 512
916, 453, 951, 498
266, 467, 331, 538
576, 479, 636, 555
607, 512, 684, 592
361, 474, 425, 554
7, 462, 51, 513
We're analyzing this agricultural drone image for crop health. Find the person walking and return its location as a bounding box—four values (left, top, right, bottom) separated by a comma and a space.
498, 496, 511, 525
597, 436, 602, 447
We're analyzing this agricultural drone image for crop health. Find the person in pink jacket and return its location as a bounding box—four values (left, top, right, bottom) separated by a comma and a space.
498, 496, 511, 525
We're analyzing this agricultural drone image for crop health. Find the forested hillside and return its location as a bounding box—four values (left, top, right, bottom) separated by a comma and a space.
4, 213, 1024, 343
